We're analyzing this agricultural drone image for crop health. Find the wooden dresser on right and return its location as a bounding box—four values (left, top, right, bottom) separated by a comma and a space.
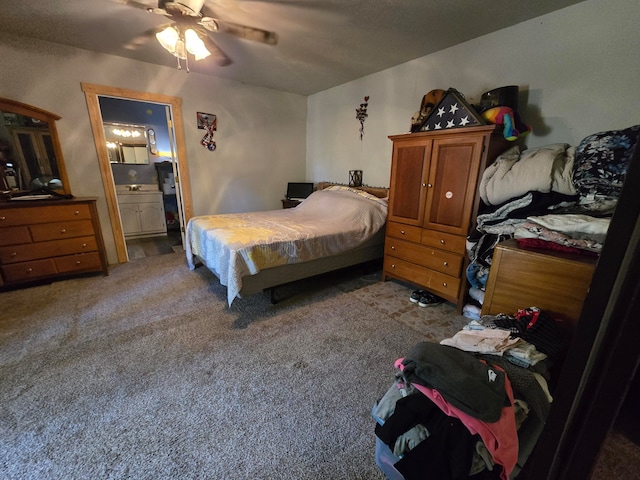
481, 239, 597, 323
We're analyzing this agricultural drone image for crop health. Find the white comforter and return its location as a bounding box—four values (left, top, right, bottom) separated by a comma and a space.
186, 187, 388, 305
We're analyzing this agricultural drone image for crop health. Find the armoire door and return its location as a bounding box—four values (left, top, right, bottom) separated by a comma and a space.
387, 137, 432, 226
423, 134, 485, 236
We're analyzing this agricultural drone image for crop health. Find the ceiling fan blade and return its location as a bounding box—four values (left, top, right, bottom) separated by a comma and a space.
113, 0, 165, 14
199, 34, 233, 66
123, 24, 172, 50
200, 5, 277, 44
202, 18, 277, 45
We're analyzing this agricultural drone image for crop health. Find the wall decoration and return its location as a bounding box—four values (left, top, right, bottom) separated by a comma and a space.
420, 88, 485, 131
197, 112, 217, 151
355, 96, 369, 140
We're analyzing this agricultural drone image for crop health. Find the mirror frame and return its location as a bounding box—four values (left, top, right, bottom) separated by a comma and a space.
0, 97, 71, 195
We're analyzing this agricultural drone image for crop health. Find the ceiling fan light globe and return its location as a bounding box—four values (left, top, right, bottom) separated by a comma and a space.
185, 28, 211, 60
156, 26, 180, 54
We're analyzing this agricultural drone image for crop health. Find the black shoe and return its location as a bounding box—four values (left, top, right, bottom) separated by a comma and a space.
410, 289, 426, 303
418, 292, 443, 307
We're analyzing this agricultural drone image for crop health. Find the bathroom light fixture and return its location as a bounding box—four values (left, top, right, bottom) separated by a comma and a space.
156, 25, 211, 72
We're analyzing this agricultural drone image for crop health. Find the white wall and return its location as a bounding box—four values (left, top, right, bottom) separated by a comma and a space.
306, 0, 640, 188
0, 33, 307, 264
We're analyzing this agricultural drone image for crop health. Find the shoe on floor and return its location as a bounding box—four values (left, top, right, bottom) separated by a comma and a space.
418, 292, 443, 307
410, 289, 426, 303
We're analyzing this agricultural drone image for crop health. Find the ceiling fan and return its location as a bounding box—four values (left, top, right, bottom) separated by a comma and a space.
117, 0, 278, 71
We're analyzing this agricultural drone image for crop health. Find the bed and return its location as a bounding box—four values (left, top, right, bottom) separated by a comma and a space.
186, 183, 389, 305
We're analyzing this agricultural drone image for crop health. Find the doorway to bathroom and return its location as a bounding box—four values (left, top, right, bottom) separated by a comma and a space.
82, 83, 193, 264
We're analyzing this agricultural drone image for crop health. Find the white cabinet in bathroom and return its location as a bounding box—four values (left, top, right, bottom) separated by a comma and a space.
117, 191, 167, 238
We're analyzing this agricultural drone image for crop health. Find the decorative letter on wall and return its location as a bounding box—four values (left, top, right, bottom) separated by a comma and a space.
355, 96, 369, 141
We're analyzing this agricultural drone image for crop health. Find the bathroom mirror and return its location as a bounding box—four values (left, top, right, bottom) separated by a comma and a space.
103, 122, 150, 164
0, 97, 71, 194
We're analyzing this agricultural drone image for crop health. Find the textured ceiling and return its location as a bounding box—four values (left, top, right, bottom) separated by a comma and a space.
0, 0, 586, 96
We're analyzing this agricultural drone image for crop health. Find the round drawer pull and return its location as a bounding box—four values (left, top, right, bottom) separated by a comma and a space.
440, 239, 445, 244
422, 183, 427, 187
391, 246, 396, 250
428, 183, 433, 188
82, 243, 87, 247
61, 228, 67, 233
443, 282, 447, 287
10, 252, 17, 257
0, 216, 6, 221
76, 260, 81, 265
27, 268, 33, 273
400, 230, 405, 235
443, 261, 448, 266
391, 264, 396, 269
74, 210, 80, 215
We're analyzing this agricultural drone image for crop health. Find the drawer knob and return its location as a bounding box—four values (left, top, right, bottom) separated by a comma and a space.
428, 183, 433, 188
391, 264, 396, 269
440, 239, 445, 244
443, 282, 447, 287
0, 216, 5, 221
400, 230, 406, 235
391, 246, 396, 250
422, 183, 427, 187
82, 243, 87, 247
443, 261, 448, 266
74, 210, 80, 215
76, 260, 81, 265
27, 268, 33, 273
61, 228, 67, 234
10, 252, 17, 257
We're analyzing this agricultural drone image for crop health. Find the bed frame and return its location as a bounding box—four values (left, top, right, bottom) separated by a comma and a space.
192, 182, 389, 303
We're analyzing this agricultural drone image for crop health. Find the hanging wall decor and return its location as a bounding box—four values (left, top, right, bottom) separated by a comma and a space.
420, 88, 485, 131
197, 112, 217, 151
355, 96, 369, 140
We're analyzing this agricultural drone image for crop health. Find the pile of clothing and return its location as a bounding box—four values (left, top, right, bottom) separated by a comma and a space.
373, 307, 560, 479
464, 124, 639, 319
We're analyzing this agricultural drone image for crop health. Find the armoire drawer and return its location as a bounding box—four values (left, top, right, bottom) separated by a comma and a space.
55, 252, 103, 273
0, 203, 92, 227
1, 259, 58, 282
0, 226, 32, 246
421, 229, 466, 254
384, 237, 463, 276
383, 256, 461, 302
0, 236, 98, 264
29, 220, 96, 242
385, 221, 422, 243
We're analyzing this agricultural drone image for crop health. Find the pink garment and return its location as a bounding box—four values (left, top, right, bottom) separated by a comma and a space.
395, 358, 518, 480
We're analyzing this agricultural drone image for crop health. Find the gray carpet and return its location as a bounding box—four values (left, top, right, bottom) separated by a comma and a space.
0, 252, 468, 479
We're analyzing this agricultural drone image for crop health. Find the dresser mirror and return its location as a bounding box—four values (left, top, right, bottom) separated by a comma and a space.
0, 97, 71, 195
103, 122, 150, 164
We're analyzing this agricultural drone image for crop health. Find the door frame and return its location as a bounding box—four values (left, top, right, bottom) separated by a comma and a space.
81, 83, 193, 263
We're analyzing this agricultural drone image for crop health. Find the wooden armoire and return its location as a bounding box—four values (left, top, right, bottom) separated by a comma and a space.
382, 125, 509, 310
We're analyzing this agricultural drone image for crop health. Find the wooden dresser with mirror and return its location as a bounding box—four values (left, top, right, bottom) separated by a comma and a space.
0, 97, 108, 289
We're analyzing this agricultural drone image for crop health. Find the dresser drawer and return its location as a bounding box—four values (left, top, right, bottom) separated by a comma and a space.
383, 256, 461, 302
385, 237, 463, 276
1, 259, 58, 282
0, 226, 32, 246
55, 252, 103, 273
421, 229, 466, 254
0, 236, 98, 264
29, 220, 95, 242
386, 221, 422, 243
482, 239, 596, 323
0, 203, 92, 227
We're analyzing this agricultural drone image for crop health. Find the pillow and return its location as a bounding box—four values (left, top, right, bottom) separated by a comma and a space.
573, 125, 640, 197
